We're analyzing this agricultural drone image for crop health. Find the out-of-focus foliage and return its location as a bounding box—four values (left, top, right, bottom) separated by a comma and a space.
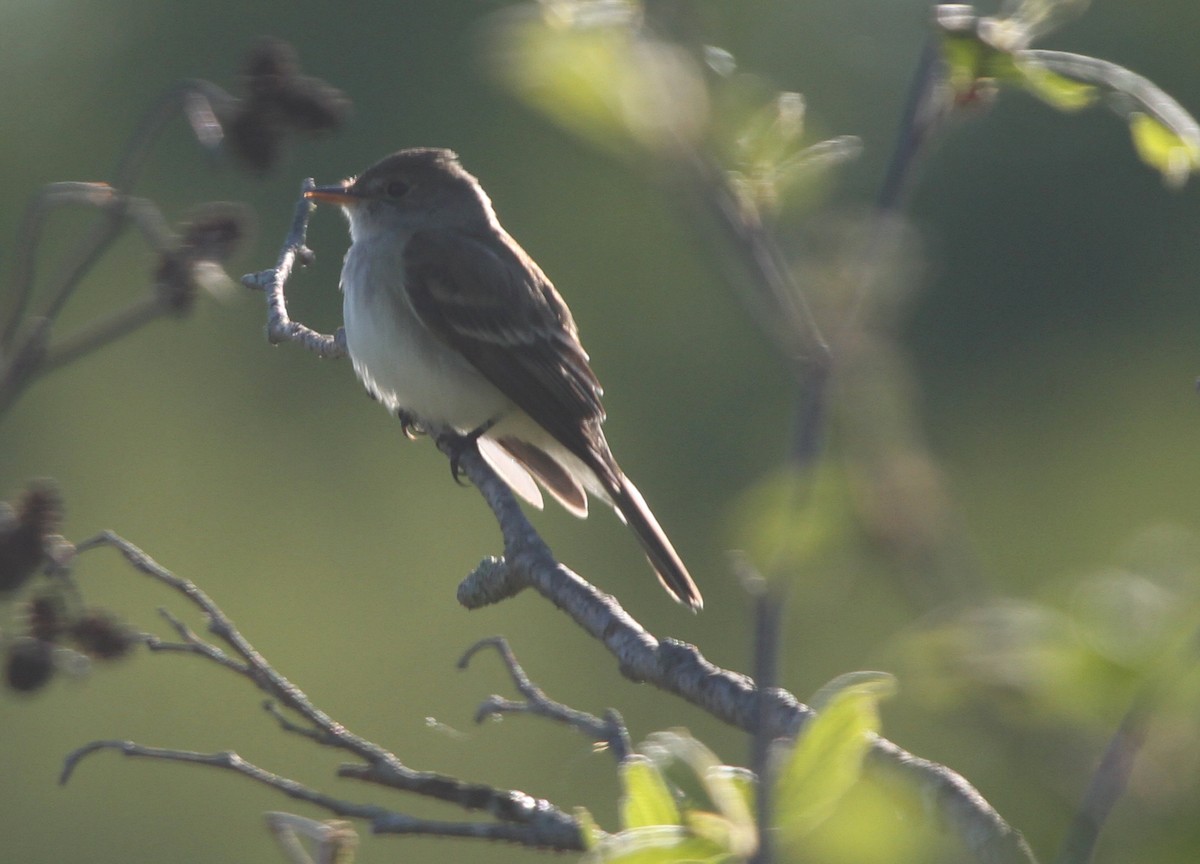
727, 464, 851, 580
935, 2, 1200, 185
488, 0, 860, 217
490, 2, 708, 156
901, 527, 1200, 729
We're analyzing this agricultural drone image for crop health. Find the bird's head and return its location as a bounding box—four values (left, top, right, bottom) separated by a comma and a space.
306, 148, 496, 241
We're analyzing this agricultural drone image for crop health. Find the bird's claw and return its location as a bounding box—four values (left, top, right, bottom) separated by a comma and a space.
437, 418, 497, 486
396, 409, 425, 441
436, 432, 474, 486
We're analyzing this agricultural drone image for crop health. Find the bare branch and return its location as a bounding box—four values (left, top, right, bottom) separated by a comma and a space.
138, 606, 251, 674
441, 442, 1036, 864
672, 152, 836, 467
334, 761, 579, 847
112, 79, 236, 191
67, 530, 586, 852
459, 636, 632, 762
0, 188, 184, 419
58, 740, 577, 847
2, 183, 117, 350
38, 296, 169, 373
241, 180, 347, 358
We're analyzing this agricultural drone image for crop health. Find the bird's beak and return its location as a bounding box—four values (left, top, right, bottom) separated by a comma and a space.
305, 183, 359, 206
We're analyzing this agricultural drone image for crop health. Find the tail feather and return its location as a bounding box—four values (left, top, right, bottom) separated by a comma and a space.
476, 436, 545, 510
611, 475, 703, 611
495, 436, 589, 517
485, 428, 703, 611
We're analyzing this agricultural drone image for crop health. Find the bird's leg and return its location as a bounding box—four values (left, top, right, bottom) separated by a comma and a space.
438, 416, 499, 486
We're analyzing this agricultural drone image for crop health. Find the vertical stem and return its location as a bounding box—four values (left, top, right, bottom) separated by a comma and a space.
748, 574, 785, 864
877, 37, 947, 217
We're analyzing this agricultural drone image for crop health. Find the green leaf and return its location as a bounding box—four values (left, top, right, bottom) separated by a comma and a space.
808, 671, 898, 713
772, 673, 895, 842
680, 810, 741, 854
691, 766, 756, 857
940, 32, 988, 96
1129, 111, 1200, 187
575, 806, 606, 851
587, 826, 730, 864
1015, 61, 1098, 111
702, 765, 756, 830
621, 756, 683, 830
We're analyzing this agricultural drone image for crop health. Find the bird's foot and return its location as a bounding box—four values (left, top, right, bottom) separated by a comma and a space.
396, 409, 426, 441
438, 418, 498, 486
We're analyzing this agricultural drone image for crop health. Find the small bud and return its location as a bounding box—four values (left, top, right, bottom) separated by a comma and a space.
27, 592, 66, 643
275, 77, 351, 134
180, 202, 252, 263
0, 480, 63, 594
69, 610, 134, 660
153, 249, 198, 315
226, 109, 284, 173
245, 37, 301, 100
16, 481, 63, 536
6, 638, 55, 692
226, 37, 351, 173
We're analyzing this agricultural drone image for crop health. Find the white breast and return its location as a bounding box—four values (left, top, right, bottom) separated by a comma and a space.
340, 234, 511, 431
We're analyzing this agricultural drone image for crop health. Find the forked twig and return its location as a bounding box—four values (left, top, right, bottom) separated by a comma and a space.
460, 636, 633, 762
64, 531, 584, 852
241, 180, 347, 358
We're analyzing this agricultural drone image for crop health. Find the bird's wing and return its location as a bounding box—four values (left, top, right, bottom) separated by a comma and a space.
402, 226, 609, 465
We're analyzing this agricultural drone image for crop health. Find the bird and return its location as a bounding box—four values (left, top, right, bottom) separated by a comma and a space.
305, 148, 702, 610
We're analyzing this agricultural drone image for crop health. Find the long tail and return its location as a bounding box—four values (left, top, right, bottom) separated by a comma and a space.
488, 429, 703, 611
610, 474, 703, 611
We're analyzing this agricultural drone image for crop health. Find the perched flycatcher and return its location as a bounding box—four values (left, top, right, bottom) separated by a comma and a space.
306, 149, 702, 610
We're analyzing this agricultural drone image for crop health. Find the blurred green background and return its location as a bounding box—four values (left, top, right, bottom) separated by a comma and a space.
3, 1, 1200, 862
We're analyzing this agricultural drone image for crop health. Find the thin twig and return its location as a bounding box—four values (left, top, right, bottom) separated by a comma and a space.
0, 79, 234, 414
39, 195, 177, 326
677, 153, 836, 465
735, 557, 784, 864
0, 189, 181, 420
1022, 50, 1200, 145
111, 79, 235, 191
1053, 701, 1148, 864
876, 37, 948, 218
68, 531, 585, 850
1053, 623, 1199, 864
241, 180, 347, 358
1, 183, 117, 350
263, 700, 343, 747
39, 296, 170, 374
459, 636, 633, 761
140, 606, 251, 674
59, 740, 578, 847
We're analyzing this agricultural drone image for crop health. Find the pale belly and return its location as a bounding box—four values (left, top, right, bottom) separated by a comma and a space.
342, 263, 511, 432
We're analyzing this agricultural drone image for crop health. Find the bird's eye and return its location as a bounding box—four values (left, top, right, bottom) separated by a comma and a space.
385, 180, 410, 198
